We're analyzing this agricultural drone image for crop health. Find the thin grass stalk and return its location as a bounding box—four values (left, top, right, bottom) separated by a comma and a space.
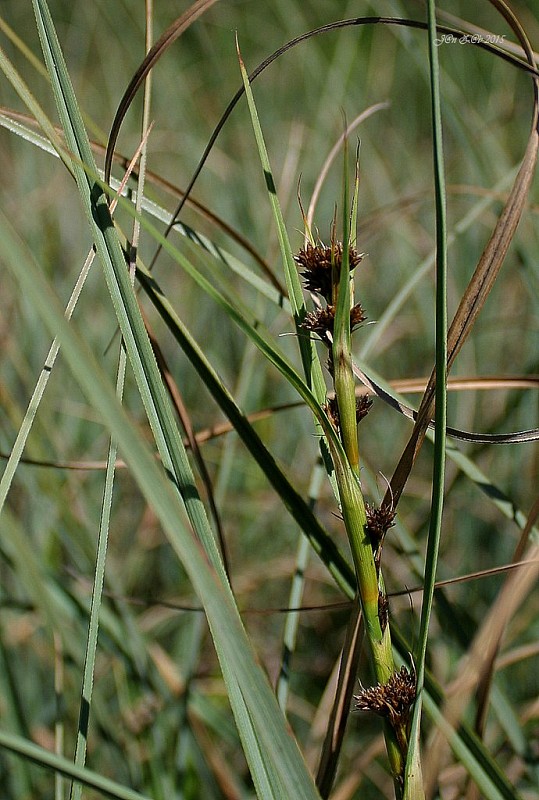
277, 533, 311, 712
0, 249, 93, 512
70, 265, 136, 799
332, 155, 359, 476
315, 597, 363, 797
236, 43, 414, 794
71, 7, 155, 796
53, 633, 64, 800
404, 3, 447, 797
277, 461, 325, 711
69, 377, 121, 800
385, 2, 538, 511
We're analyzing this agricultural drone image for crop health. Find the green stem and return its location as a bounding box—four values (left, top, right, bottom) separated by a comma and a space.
332, 170, 359, 475
332, 443, 405, 788
330, 400, 405, 788
330, 148, 407, 793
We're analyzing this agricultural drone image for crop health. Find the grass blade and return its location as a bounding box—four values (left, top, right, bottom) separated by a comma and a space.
24, 3, 325, 795
0, 200, 323, 798
404, 3, 447, 796
0, 728, 152, 800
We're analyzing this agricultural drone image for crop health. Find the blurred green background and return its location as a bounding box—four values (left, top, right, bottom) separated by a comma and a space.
0, 2, 538, 798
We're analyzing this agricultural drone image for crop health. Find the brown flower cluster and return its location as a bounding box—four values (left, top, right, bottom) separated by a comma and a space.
295, 241, 365, 343
355, 395, 373, 424
294, 241, 363, 302
365, 502, 397, 545
302, 303, 366, 344
324, 396, 341, 432
354, 666, 416, 727
324, 395, 373, 433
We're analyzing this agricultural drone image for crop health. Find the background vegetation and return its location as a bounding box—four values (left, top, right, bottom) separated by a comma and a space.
0, 1, 537, 798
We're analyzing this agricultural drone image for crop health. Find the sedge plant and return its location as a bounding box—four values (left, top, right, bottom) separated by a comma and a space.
238, 40, 418, 792
294, 169, 417, 797
0, 3, 538, 800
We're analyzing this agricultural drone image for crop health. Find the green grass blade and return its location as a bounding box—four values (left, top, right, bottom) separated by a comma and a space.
1, 203, 323, 798
422, 692, 520, 800
236, 40, 341, 504
71, 19, 154, 794
135, 262, 355, 596
0, 41, 71, 172
69, 358, 126, 800
392, 628, 523, 800
404, 4, 447, 795
32, 0, 227, 580
236, 39, 324, 394
0, 728, 152, 800
0, 251, 93, 513
15, 5, 325, 794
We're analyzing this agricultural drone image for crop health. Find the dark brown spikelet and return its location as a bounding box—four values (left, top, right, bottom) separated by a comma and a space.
294, 241, 363, 301
365, 502, 396, 544
302, 306, 336, 342
303, 303, 366, 345
324, 396, 340, 432
356, 395, 373, 424
350, 302, 367, 331
378, 592, 389, 632
354, 666, 416, 727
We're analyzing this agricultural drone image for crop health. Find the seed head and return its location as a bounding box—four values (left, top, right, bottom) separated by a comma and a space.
294, 241, 363, 302
302, 306, 336, 342
302, 303, 366, 345
365, 502, 396, 544
350, 303, 367, 331
356, 395, 373, 424
324, 396, 340, 432
354, 666, 416, 727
